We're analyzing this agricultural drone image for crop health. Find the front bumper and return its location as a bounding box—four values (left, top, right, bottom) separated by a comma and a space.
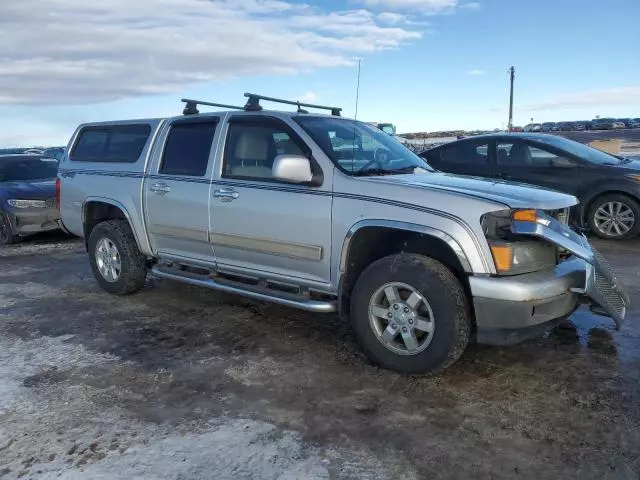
6, 205, 60, 236
470, 213, 629, 345
470, 258, 584, 345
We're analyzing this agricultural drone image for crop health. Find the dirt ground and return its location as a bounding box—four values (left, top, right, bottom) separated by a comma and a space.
0, 233, 639, 479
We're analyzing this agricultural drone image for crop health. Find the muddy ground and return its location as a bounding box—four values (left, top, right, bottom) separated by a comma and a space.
0, 233, 639, 479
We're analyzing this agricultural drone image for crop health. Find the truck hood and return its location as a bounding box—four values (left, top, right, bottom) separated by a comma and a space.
0, 179, 56, 199
362, 172, 578, 210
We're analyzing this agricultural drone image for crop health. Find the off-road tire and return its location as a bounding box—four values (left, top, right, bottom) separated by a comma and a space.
350, 253, 471, 375
587, 193, 640, 240
0, 212, 16, 246
88, 220, 148, 295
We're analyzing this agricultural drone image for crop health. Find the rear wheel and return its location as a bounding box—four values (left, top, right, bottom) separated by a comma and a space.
587, 194, 640, 240
350, 253, 471, 375
88, 220, 148, 294
0, 213, 16, 246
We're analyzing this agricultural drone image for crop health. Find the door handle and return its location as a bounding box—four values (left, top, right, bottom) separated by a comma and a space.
149, 182, 171, 195
213, 188, 239, 202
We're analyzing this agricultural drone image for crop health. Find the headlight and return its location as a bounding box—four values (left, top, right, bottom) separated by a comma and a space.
7, 199, 47, 208
482, 209, 557, 275
488, 240, 557, 275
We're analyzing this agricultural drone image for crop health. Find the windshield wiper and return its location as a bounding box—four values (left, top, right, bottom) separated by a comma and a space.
351, 166, 423, 177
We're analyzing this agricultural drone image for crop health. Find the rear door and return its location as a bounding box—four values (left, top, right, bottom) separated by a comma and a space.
421, 138, 497, 178
494, 139, 583, 194
144, 116, 221, 265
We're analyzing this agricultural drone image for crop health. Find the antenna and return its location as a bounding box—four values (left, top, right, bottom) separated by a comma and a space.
243, 93, 342, 116
181, 98, 245, 115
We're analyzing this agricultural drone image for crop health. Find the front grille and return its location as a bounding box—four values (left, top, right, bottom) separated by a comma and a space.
586, 247, 628, 325
45, 197, 56, 208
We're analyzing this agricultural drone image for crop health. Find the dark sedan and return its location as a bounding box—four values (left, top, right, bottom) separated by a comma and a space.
420, 133, 640, 240
0, 155, 61, 245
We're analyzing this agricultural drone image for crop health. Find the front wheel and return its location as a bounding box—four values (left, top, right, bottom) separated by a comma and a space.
350, 253, 471, 375
88, 220, 148, 295
0, 212, 16, 246
587, 194, 640, 240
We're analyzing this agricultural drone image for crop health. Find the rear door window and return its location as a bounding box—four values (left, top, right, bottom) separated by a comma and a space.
71, 124, 151, 162
159, 120, 218, 176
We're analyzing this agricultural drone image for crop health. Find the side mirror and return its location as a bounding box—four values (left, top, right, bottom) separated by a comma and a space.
272, 155, 314, 184
551, 157, 576, 168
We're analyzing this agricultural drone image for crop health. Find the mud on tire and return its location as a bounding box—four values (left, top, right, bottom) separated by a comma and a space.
88, 220, 148, 295
350, 253, 471, 375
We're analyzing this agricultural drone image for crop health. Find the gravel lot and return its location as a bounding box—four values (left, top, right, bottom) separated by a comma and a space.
1, 233, 639, 479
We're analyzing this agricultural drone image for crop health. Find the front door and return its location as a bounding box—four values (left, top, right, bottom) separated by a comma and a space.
494, 140, 582, 194
145, 116, 221, 265
209, 115, 333, 286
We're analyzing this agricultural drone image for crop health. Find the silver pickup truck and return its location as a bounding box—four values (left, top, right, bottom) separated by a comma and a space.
57, 93, 629, 374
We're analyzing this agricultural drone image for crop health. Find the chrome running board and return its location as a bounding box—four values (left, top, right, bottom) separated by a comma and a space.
151, 265, 337, 313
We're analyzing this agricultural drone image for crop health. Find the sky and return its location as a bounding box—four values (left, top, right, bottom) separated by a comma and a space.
0, 0, 639, 146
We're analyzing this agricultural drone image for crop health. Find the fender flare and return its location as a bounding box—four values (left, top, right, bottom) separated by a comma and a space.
339, 219, 473, 275
82, 196, 149, 253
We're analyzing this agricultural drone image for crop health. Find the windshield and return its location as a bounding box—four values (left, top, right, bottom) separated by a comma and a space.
295, 116, 433, 175
0, 157, 59, 182
534, 135, 625, 165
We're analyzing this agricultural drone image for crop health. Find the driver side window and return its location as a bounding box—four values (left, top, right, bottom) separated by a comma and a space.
223, 122, 306, 180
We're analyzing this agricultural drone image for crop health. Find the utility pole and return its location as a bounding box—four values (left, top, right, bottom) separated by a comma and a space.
354, 57, 362, 120
507, 66, 515, 132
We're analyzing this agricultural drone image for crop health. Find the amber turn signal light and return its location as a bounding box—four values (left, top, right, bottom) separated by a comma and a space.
512, 209, 538, 223
489, 244, 513, 272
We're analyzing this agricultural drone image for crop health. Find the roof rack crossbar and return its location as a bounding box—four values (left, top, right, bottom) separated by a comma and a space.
243, 93, 342, 116
181, 98, 245, 115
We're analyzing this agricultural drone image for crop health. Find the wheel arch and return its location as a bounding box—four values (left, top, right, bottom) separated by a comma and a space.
82, 197, 143, 252
337, 219, 473, 320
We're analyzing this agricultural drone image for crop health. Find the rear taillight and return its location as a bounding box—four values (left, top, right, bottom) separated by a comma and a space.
55, 177, 61, 209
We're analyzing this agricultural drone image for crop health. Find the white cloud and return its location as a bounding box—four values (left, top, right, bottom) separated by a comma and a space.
377, 12, 409, 24
359, 0, 459, 14
299, 92, 318, 102
475, 86, 640, 114
460, 2, 481, 10
523, 86, 640, 111
467, 69, 486, 75
0, 0, 425, 106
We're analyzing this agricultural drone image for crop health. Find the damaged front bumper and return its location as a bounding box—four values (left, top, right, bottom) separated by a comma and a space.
512, 211, 629, 327
470, 211, 629, 345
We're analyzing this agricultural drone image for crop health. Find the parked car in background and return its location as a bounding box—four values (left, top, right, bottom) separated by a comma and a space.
510, 126, 524, 132
571, 121, 586, 131
523, 123, 541, 132
618, 118, 640, 129
42, 147, 66, 162
581, 120, 593, 130
557, 122, 574, 131
541, 122, 560, 132
591, 118, 617, 130
420, 133, 640, 240
0, 154, 61, 245
612, 120, 626, 130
